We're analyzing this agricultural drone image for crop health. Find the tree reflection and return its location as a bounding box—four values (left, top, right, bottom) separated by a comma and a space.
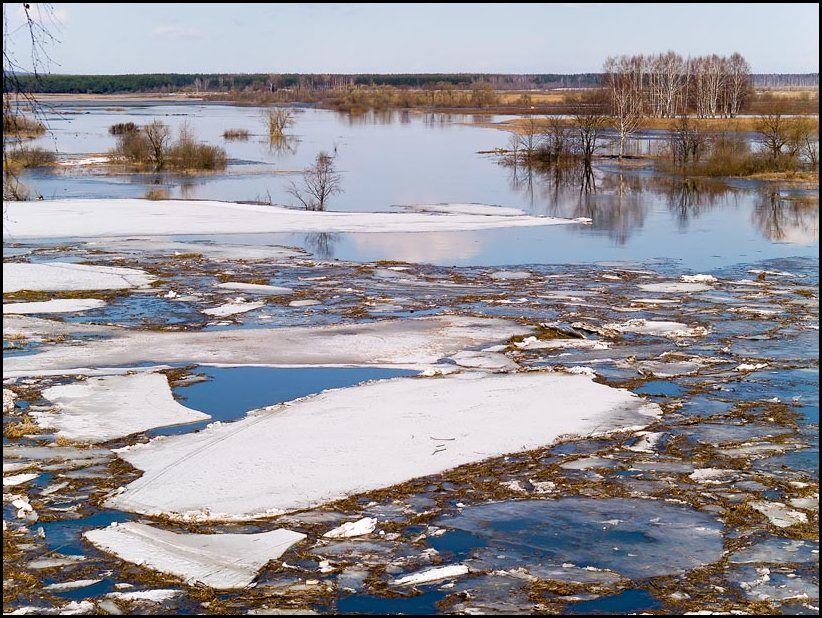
504, 151, 818, 247
752, 189, 819, 245
508, 163, 648, 245
267, 134, 298, 157
661, 177, 733, 230
302, 232, 339, 259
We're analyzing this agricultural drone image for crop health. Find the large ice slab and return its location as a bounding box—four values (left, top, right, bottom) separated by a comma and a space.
4, 315, 530, 377
106, 371, 659, 521
3, 299, 106, 314
4, 199, 585, 240
84, 522, 305, 589
3, 262, 154, 293
35, 373, 210, 442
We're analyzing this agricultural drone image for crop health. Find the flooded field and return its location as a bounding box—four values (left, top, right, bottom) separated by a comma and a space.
3, 102, 819, 615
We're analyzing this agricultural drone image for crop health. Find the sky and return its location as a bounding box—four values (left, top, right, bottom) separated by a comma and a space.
4, 3, 819, 75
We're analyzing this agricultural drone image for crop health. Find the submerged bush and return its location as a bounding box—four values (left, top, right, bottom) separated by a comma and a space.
168, 124, 227, 170
223, 128, 250, 140
110, 121, 227, 171
108, 122, 138, 135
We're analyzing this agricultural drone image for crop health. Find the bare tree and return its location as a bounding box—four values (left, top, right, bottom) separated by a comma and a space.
143, 120, 172, 171
669, 115, 706, 165
287, 152, 342, 211
573, 107, 608, 168
603, 55, 644, 159
506, 131, 521, 166
264, 108, 294, 138
3, 3, 59, 200
542, 117, 574, 163
725, 52, 751, 118
516, 116, 544, 165
755, 109, 791, 162
785, 117, 819, 168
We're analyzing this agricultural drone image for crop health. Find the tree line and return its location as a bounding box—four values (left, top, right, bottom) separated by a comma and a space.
9, 69, 817, 96
6, 72, 602, 94
603, 52, 753, 121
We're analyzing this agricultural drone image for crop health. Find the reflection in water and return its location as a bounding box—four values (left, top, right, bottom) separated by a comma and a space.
303, 232, 339, 259
14, 103, 818, 263
753, 190, 819, 246
661, 177, 738, 230
351, 230, 484, 263
180, 181, 197, 200
509, 164, 647, 245
505, 164, 819, 248
268, 134, 298, 157
591, 174, 645, 245
334, 109, 493, 128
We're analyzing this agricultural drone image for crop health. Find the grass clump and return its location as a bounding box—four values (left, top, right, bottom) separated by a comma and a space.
223, 128, 250, 140
144, 188, 170, 200
4, 416, 43, 439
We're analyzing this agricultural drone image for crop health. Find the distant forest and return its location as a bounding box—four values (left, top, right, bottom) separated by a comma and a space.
9, 72, 818, 95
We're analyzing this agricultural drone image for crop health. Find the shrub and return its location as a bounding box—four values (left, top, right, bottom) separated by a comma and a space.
112, 130, 152, 165
110, 121, 227, 171
3, 113, 45, 136
109, 122, 138, 135
264, 109, 294, 138
223, 128, 250, 140
168, 124, 227, 170
5, 146, 57, 168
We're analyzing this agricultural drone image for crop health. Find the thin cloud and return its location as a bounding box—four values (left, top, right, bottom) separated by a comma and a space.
150, 25, 205, 39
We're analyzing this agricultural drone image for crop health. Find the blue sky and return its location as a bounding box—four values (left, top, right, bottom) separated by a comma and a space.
5, 3, 819, 74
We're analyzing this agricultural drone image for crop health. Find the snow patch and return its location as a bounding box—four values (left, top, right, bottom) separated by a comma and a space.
4, 199, 584, 239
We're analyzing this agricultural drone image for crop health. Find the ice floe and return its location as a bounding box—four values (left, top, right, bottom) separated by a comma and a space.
637, 281, 713, 293
3, 473, 40, 487
216, 282, 292, 295
449, 350, 518, 371
43, 579, 102, 592
513, 336, 609, 351
4, 315, 530, 377
605, 319, 708, 338
393, 564, 469, 586
3, 299, 106, 314
323, 517, 377, 539
400, 203, 527, 216
202, 301, 265, 317
106, 371, 659, 520
749, 501, 810, 528
84, 522, 306, 589
35, 373, 210, 442
4, 199, 584, 239
3, 262, 154, 293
